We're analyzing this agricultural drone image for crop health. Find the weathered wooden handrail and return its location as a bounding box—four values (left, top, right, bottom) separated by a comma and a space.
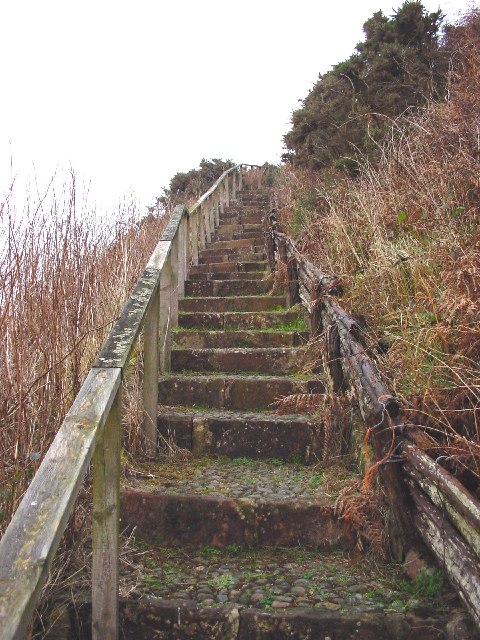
265, 195, 480, 630
0, 163, 264, 640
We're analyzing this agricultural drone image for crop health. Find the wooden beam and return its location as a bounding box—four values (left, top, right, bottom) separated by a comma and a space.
409, 481, 480, 630
142, 285, 160, 456
95, 241, 170, 371
92, 386, 122, 640
0, 368, 121, 640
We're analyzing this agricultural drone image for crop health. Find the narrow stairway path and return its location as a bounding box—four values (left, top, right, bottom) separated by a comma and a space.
66, 188, 466, 639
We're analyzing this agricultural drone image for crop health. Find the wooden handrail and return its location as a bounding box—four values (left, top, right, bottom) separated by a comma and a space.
265, 196, 480, 631
0, 163, 264, 640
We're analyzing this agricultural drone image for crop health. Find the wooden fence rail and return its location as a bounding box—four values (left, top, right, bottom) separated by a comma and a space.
265, 193, 480, 631
0, 164, 264, 640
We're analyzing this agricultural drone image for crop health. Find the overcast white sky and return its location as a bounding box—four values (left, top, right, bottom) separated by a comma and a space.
0, 0, 474, 212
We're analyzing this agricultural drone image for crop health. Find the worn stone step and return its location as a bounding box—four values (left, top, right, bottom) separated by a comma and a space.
121, 458, 344, 549
219, 213, 264, 225
188, 271, 267, 282
206, 237, 258, 251
184, 279, 271, 297
237, 192, 269, 201
216, 222, 262, 232
198, 247, 265, 263
179, 296, 286, 313
215, 230, 263, 242
189, 261, 268, 275
157, 408, 320, 461
158, 374, 323, 410
172, 329, 309, 349
69, 595, 460, 640
178, 309, 306, 330
198, 252, 266, 265
171, 347, 307, 375
67, 529, 460, 638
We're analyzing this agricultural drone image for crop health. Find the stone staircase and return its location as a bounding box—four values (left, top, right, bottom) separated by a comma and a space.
67, 189, 466, 639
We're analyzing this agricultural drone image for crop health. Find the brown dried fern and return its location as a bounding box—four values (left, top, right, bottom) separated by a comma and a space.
273, 393, 323, 414
266, 260, 288, 295
334, 478, 387, 557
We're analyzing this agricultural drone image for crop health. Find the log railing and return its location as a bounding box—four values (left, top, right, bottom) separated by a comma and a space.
265, 194, 480, 630
0, 163, 263, 640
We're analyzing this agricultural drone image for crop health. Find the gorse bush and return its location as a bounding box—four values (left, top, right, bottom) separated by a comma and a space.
159, 158, 235, 210
0, 171, 167, 534
284, 1, 447, 170
276, 8, 480, 488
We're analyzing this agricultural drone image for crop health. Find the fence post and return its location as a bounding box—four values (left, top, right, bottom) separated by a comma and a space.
198, 206, 206, 251
238, 166, 243, 191
142, 286, 160, 457
214, 192, 220, 227
257, 170, 262, 190
232, 170, 237, 200
190, 210, 199, 265
177, 214, 186, 298
202, 204, 211, 244
225, 176, 230, 208
170, 237, 179, 328
92, 386, 122, 640
159, 254, 173, 372
220, 184, 225, 216
184, 212, 192, 273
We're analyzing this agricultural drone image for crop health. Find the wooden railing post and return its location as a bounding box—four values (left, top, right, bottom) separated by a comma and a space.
170, 237, 179, 328
159, 254, 173, 372
92, 386, 122, 640
177, 215, 187, 298
201, 204, 211, 244
198, 206, 206, 252
142, 286, 160, 456
190, 210, 199, 265
210, 197, 216, 234
225, 175, 230, 208
206, 197, 213, 238
183, 212, 192, 273
238, 166, 243, 191
232, 170, 237, 200
257, 170, 262, 190
214, 192, 220, 227
220, 183, 225, 216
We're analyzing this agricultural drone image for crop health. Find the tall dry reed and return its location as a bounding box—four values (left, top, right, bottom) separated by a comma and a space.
0, 170, 167, 534
275, 9, 480, 486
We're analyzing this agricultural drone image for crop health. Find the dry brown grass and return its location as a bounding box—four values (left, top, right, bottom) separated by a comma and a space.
275, 9, 480, 489
0, 172, 168, 534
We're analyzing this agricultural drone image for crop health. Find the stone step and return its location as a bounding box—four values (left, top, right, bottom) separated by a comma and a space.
218, 214, 264, 225
189, 261, 268, 275
71, 595, 459, 640
216, 223, 262, 234
157, 408, 320, 461
198, 252, 266, 265
120, 458, 344, 549
179, 296, 286, 313
206, 237, 258, 251
172, 329, 309, 349
231, 198, 269, 206
178, 309, 306, 330
198, 247, 265, 263
188, 271, 267, 282
184, 279, 271, 297
214, 230, 263, 242
171, 347, 307, 375
158, 374, 323, 410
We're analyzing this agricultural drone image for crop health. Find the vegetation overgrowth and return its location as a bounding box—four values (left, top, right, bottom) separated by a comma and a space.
0, 172, 167, 534
159, 158, 235, 210
276, 8, 480, 493
284, 1, 449, 171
